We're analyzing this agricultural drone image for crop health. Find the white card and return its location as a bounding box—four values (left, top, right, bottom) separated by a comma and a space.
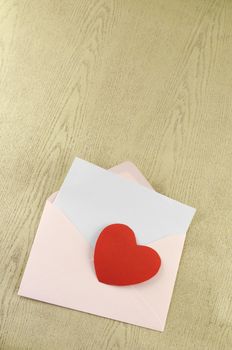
54, 158, 196, 245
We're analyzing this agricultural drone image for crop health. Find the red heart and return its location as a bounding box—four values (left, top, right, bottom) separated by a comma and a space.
94, 224, 161, 286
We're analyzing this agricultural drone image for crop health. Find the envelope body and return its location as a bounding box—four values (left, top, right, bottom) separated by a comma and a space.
18, 162, 192, 331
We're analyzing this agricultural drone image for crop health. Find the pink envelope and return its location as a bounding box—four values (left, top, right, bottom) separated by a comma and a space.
18, 162, 187, 331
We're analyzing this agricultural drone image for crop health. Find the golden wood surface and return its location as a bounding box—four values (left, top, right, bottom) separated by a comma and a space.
0, 1, 232, 349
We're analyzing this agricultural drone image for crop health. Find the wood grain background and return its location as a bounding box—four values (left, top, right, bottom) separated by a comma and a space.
0, 0, 232, 349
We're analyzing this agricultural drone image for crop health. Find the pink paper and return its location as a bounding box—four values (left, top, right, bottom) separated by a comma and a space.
18, 162, 186, 331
